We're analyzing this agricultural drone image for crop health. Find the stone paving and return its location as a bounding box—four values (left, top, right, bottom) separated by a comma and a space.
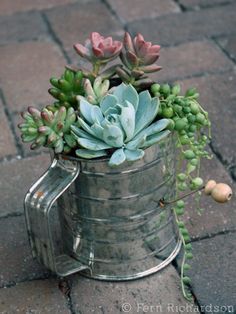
0, 0, 235, 313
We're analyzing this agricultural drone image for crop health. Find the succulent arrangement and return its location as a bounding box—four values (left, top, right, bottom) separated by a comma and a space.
19, 31, 232, 301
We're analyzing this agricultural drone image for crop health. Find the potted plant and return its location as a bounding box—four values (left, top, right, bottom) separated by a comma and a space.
19, 32, 232, 301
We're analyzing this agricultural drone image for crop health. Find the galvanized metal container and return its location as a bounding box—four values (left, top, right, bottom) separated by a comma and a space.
25, 133, 181, 279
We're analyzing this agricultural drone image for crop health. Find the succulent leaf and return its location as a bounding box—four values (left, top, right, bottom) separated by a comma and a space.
100, 94, 118, 115
75, 149, 107, 159
141, 130, 170, 148
119, 100, 135, 142
109, 148, 126, 166
134, 91, 159, 135
78, 137, 111, 151
124, 149, 145, 161
103, 125, 124, 147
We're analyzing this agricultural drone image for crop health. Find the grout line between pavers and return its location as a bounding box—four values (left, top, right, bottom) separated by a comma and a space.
41, 12, 71, 64
0, 89, 24, 157
0, 212, 24, 220
57, 277, 77, 314
190, 228, 236, 243
180, 0, 236, 12
0, 273, 53, 290
209, 141, 236, 182
172, 0, 186, 12
101, 0, 127, 28
212, 37, 236, 65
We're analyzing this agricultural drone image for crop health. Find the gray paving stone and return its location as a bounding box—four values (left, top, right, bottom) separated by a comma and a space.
0, 42, 66, 112
188, 233, 236, 313
0, 0, 77, 16
0, 154, 50, 217
0, 12, 48, 44
150, 40, 233, 83
216, 34, 236, 62
107, 0, 180, 23
0, 216, 50, 288
0, 99, 17, 158
0, 279, 70, 313
128, 3, 236, 46
70, 265, 197, 313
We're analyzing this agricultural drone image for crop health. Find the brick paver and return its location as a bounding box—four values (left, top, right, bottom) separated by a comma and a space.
0, 12, 48, 45
71, 266, 197, 313
0, 154, 50, 217
0, 42, 66, 112
177, 72, 236, 172
0, 0, 77, 16
189, 233, 236, 312
152, 40, 233, 82
216, 35, 236, 62
46, 2, 123, 62
0, 279, 70, 313
128, 2, 236, 46
0, 100, 17, 158
0, 216, 50, 288
107, 0, 180, 23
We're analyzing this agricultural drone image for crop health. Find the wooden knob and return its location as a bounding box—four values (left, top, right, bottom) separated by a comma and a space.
211, 183, 233, 203
204, 180, 217, 195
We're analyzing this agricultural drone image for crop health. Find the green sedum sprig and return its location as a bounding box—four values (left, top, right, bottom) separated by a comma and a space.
48, 68, 84, 109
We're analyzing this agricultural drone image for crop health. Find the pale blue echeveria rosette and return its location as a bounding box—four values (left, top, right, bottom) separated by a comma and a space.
71, 83, 170, 166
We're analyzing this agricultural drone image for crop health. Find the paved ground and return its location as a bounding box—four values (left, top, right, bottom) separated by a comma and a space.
0, 0, 236, 313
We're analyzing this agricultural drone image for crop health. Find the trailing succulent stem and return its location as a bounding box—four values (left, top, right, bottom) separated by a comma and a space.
151, 82, 211, 301
19, 106, 77, 153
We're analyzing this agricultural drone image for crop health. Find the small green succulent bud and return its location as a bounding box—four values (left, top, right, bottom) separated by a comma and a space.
183, 264, 191, 271
49, 68, 84, 109
183, 276, 191, 284
82, 77, 110, 105
172, 84, 181, 95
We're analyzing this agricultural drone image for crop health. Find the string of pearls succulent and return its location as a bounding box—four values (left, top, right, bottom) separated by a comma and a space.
151, 82, 224, 301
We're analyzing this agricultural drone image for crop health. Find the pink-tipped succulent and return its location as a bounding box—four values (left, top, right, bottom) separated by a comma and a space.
74, 32, 123, 65
117, 32, 162, 86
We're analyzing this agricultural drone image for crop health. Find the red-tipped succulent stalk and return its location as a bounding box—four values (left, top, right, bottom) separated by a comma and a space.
117, 32, 162, 86
74, 32, 123, 76
18, 106, 77, 153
